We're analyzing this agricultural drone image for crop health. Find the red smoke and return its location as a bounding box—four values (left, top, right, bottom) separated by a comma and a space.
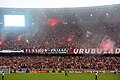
103, 43, 111, 51
0, 41, 4, 46
48, 19, 59, 27
16, 37, 22, 41
101, 39, 115, 51
67, 38, 73, 42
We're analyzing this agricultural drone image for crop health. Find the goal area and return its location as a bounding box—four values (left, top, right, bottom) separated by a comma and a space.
0, 66, 10, 74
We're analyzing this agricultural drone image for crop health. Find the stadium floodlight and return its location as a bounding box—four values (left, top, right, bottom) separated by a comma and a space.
0, 0, 120, 8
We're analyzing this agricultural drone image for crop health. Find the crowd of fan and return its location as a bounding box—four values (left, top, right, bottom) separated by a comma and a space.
0, 25, 82, 49
0, 6, 120, 50
0, 7, 120, 73
0, 56, 120, 70
0, 21, 120, 50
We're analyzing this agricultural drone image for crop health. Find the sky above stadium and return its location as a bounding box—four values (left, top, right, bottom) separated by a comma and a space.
0, 0, 120, 8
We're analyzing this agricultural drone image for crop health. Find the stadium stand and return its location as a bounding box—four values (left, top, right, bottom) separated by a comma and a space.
0, 5, 120, 74
0, 56, 120, 71
0, 5, 120, 50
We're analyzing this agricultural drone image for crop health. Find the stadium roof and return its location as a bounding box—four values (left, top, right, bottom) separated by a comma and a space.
0, 0, 120, 8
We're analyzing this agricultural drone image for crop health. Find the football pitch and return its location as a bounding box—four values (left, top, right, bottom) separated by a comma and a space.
2, 73, 120, 80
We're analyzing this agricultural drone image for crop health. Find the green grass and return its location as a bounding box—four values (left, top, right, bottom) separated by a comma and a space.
1, 73, 120, 80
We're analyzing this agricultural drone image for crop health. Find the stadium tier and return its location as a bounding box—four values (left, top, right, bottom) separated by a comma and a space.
0, 5, 120, 54
0, 56, 120, 71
